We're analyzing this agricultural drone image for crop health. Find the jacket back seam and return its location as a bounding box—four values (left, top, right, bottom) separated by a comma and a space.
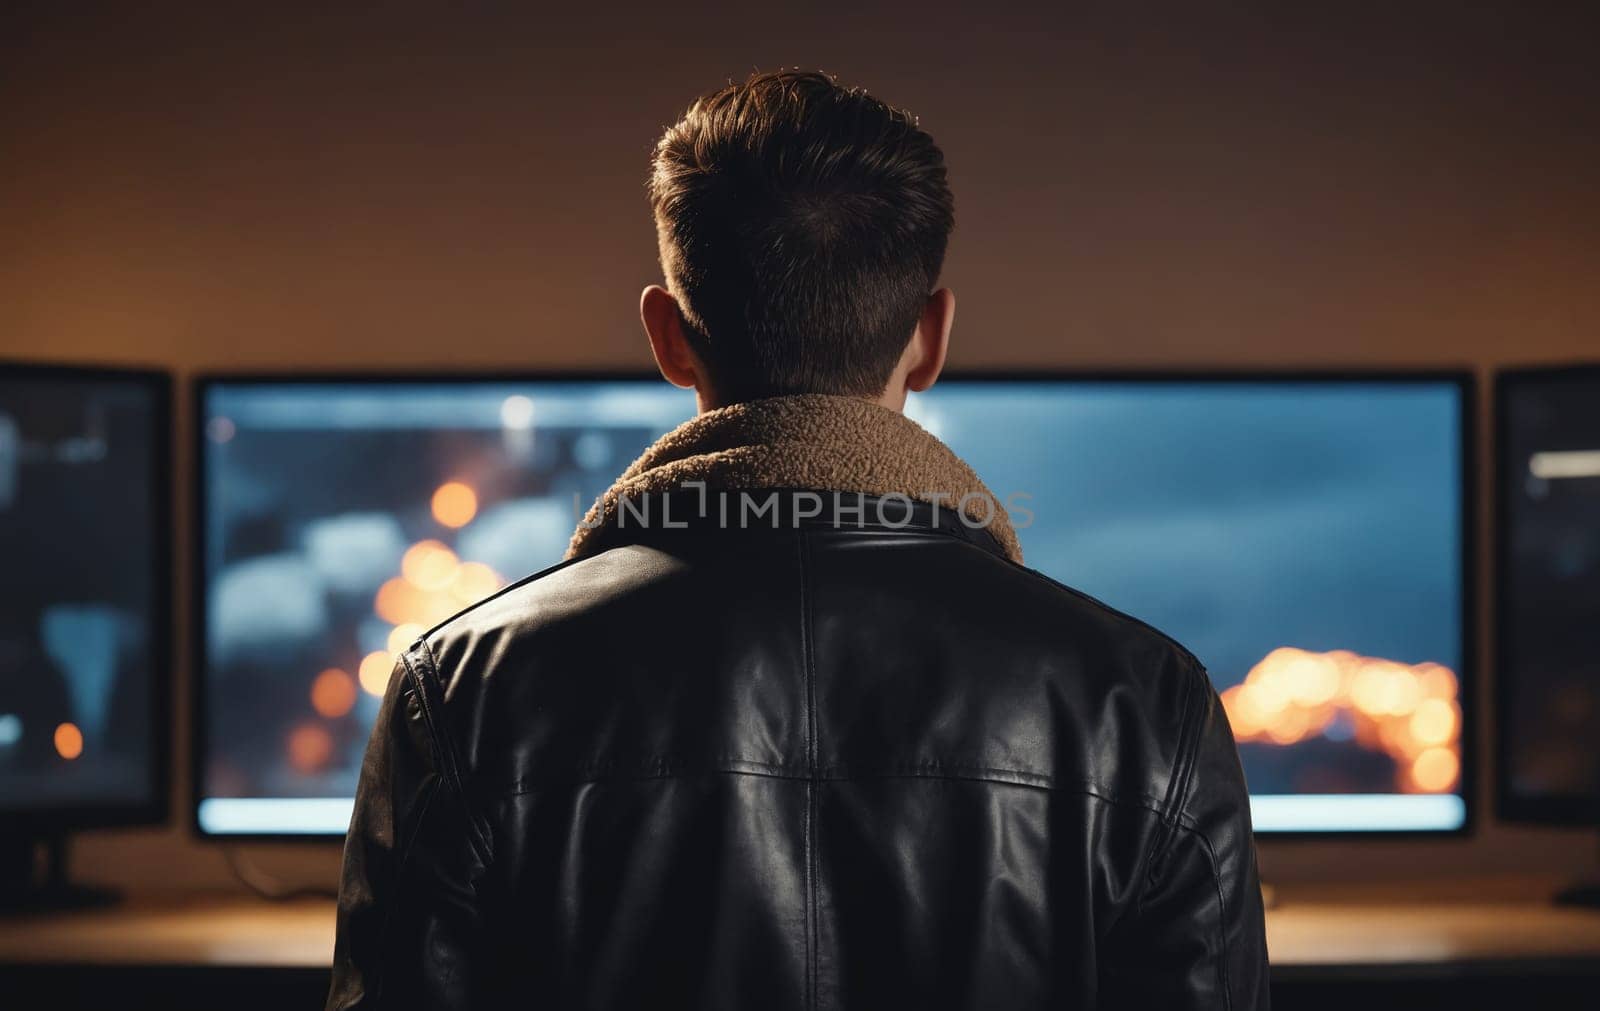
490, 764, 1180, 818
797, 529, 819, 1011
475, 757, 1177, 797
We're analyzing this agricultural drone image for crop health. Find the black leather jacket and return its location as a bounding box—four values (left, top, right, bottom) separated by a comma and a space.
329, 493, 1269, 1010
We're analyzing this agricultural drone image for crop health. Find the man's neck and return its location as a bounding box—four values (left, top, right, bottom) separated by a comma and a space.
693, 386, 906, 415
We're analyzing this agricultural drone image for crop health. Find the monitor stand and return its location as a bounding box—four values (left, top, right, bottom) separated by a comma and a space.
1552, 829, 1600, 909
1554, 882, 1600, 908
0, 834, 120, 915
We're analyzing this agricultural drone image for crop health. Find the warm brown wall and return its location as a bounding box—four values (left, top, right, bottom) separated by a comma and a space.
3, 3, 1597, 893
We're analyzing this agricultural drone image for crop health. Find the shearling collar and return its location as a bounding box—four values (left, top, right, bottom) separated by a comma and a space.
566, 393, 1023, 563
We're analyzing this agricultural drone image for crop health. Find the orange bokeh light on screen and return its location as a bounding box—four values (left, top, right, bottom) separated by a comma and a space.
359, 650, 394, 697
54, 722, 84, 760
1409, 698, 1458, 747
432, 482, 478, 528
402, 540, 459, 590
287, 723, 335, 774
387, 622, 424, 655
451, 561, 503, 604
1411, 747, 1460, 792
375, 577, 422, 624
1219, 646, 1463, 794
310, 668, 358, 718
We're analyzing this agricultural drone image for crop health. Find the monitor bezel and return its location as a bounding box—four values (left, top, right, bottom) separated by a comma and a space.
1493, 362, 1600, 827
0, 360, 173, 835
188, 367, 1477, 842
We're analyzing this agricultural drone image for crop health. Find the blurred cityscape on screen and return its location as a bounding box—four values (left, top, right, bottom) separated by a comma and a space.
911, 383, 1466, 832
198, 378, 1466, 834
0, 375, 161, 813
198, 382, 694, 831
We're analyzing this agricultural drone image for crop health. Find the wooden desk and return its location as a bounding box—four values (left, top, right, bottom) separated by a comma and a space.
1266, 886, 1600, 980
0, 893, 335, 969
2, 883, 1599, 1008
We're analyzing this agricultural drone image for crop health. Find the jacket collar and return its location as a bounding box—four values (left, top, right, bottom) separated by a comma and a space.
567, 393, 1023, 564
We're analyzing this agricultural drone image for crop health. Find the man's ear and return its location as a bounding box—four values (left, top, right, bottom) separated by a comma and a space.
904, 287, 955, 393
640, 285, 701, 390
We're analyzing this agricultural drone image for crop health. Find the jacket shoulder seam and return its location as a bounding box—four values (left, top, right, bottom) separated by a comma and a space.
402, 640, 492, 860
419, 552, 592, 640
996, 557, 1205, 670
1167, 662, 1214, 823
1162, 660, 1206, 827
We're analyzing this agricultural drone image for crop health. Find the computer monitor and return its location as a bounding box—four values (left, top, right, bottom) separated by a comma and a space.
0, 363, 171, 907
192, 376, 697, 837
194, 372, 1471, 838
912, 374, 1472, 835
1496, 365, 1600, 829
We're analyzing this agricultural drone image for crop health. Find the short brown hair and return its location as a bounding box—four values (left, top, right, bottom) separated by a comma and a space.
649, 70, 954, 401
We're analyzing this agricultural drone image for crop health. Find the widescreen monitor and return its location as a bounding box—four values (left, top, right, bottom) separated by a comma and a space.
1496, 365, 1600, 824
913, 375, 1471, 834
193, 376, 696, 837
194, 373, 1470, 836
0, 364, 170, 833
